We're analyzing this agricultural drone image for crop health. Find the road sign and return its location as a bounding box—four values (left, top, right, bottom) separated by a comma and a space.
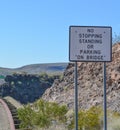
69, 26, 112, 62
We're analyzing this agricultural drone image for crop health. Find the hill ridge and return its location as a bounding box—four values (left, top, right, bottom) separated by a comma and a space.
0, 62, 68, 85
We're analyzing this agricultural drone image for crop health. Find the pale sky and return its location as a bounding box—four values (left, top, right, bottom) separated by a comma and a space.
0, 0, 120, 68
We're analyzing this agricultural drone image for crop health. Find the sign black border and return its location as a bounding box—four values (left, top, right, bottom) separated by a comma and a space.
69, 26, 112, 62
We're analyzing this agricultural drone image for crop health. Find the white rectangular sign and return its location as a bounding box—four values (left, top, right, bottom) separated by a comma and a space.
69, 26, 112, 62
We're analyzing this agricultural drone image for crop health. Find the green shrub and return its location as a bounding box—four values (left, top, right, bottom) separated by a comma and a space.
17, 104, 36, 129
68, 106, 102, 130
83, 106, 102, 130
17, 99, 68, 129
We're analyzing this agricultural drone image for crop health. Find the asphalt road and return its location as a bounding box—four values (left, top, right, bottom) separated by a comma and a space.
0, 102, 11, 130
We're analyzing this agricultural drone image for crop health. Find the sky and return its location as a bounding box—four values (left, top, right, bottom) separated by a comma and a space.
0, 0, 120, 68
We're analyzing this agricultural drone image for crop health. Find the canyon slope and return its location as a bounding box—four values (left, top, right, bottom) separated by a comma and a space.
0, 63, 67, 103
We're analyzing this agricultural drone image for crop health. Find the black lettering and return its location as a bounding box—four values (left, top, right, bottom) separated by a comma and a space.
87, 44, 94, 49
86, 55, 103, 60
79, 34, 82, 38
80, 50, 83, 54
79, 33, 102, 38
91, 34, 95, 38
79, 39, 102, 44
79, 39, 82, 43
76, 55, 84, 59
84, 50, 87, 54
90, 55, 93, 59
80, 50, 101, 55
94, 34, 102, 38
86, 55, 89, 60
87, 29, 94, 33
95, 39, 102, 44
85, 39, 88, 43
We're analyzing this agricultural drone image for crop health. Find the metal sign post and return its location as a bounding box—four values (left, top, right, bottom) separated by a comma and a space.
103, 62, 107, 130
74, 62, 78, 130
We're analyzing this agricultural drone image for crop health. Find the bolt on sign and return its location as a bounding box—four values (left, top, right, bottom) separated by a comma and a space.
69, 26, 112, 62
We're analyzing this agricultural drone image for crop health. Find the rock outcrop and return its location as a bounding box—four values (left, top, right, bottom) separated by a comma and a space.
0, 73, 59, 104
42, 43, 120, 112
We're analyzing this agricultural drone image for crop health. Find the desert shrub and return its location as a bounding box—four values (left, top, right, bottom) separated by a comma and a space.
17, 104, 36, 129
17, 99, 68, 129
18, 103, 120, 130
83, 106, 102, 130
68, 106, 102, 130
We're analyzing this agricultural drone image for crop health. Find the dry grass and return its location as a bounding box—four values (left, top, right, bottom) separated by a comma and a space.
33, 124, 68, 130
108, 117, 120, 130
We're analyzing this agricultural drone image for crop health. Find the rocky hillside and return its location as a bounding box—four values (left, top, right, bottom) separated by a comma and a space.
42, 43, 120, 112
